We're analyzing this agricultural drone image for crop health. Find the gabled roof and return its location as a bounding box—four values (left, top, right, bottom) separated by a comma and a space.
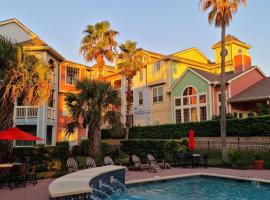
169, 66, 263, 92
0, 18, 38, 38
140, 49, 166, 58
229, 77, 270, 102
0, 18, 64, 61
169, 47, 212, 64
212, 34, 251, 49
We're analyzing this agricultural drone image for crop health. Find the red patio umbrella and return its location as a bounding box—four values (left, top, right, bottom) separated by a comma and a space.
0, 128, 44, 141
188, 129, 196, 151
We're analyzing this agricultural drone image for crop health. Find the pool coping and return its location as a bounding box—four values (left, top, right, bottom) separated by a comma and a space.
126, 172, 270, 186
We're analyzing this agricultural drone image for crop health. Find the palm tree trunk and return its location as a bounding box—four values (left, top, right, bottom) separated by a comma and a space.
0, 101, 14, 163
125, 77, 132, 140
88, 126, 101, 161
97, 53, 105, 79
220, 21, 228, 162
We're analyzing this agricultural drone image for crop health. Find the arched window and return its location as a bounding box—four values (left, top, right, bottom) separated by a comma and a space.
174, 86, 207, 124
183, 87, 196, 96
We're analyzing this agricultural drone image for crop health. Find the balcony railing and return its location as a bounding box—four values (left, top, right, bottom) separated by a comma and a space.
47, 107, 55, 120
16, 106, 39, 119
15, 106, 56, 120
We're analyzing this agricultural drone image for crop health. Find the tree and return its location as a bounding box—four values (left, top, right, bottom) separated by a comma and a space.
65, 79, 122, 160
80, 21, 118, 79
0, 36, 52, 162
200, 0, 247, 162
117, 40, 143, 139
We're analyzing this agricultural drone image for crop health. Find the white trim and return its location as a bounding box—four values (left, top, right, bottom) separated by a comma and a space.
208, 85, 212, 119
168, 68, 211, 92
228, 66, 266, 83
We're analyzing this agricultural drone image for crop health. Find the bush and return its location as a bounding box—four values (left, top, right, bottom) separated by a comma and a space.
120, 139, 187, 163
13, 145, 69, 172
125, 116, 270, 139
80, 139, 91, 156
101, 129, 125, 139
101, 143, 120, 159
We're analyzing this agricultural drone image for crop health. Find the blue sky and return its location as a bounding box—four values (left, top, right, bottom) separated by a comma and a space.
1, 0, 269, 75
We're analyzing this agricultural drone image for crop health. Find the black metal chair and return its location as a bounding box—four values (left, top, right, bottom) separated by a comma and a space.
0, 168, 13, 190
26, 163, 37, 185
12, 164, 27, 188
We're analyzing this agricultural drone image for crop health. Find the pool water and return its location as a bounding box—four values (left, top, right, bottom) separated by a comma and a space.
106, 176, 270, 200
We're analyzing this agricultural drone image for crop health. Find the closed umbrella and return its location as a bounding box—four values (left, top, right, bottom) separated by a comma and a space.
188, 129, 195, 151
0, 128, 43, 141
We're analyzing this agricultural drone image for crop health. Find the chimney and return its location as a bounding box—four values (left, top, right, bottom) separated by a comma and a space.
234, 53, 252, 73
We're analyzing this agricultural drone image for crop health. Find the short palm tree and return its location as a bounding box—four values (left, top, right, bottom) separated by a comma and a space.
80, 21, 118, 79
200, 0, 247, 162
65, 79, 122, 160
117, 40, 143, 139
0, 36, 52, 162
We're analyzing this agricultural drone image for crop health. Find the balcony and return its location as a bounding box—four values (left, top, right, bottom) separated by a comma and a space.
15, 106, 56, 122
16, 106, 38, 119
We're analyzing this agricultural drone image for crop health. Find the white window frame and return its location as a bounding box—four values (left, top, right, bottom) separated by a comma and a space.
174, 92, 208, 123
152, 86, 163, 103
65, 66, 80, 85
217, 91, 228, 115
138, 91, 143, 105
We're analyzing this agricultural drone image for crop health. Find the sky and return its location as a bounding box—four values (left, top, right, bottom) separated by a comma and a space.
1, 0, 269, 75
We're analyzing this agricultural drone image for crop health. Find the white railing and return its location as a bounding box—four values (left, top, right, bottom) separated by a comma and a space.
47, 107, 55, 120
16, 106, 38, 119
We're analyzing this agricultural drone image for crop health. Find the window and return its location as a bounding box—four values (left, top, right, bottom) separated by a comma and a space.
199, 95, 206, 103
175, 109, 182, 124
200, 107, 207, 121
139, 70, 143, 82
174, 86, 208, 123
233, 113, 238, 118
175, 98, 181, 107
139, 91, 143, 105
152, 62, 161, 76
66, 66, 79, 85
153, 87, 163, 103
239, 113, 243, 118
184, 108, 190, 123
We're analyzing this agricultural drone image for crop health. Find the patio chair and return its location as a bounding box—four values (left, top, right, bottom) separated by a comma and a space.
199, 154, 208, 168
86, 157, 96, 168
26, 163, 37, 185
66, 158, 78, 173
0, 168, 13, 190
12, 164, 27, 188
131, 155, 149, 171
104, 156, 114, 165
147, 154, 171, 170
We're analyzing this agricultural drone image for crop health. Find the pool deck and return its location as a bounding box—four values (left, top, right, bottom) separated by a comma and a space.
1, 167, 270, 200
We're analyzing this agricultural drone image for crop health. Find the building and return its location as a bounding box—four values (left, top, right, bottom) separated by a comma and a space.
0, 18, 269, 145
0, 18, 64, 146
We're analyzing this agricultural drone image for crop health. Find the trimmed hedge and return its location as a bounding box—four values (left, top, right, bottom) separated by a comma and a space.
120, 139, 187, 163
125, 116, 270, 139
13, 145, 69, 172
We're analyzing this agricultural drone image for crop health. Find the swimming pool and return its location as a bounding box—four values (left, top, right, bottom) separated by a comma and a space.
106, 176, 270, 200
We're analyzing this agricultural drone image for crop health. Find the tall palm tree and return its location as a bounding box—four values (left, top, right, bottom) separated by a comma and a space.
65, 79, 122, 160
200, 0, 247, 162
0, 36, 52, 162
117, 40, 143, 139
80, 21, 118, 79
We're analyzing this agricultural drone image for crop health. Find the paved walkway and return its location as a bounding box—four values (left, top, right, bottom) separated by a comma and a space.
1, 168, 270, 200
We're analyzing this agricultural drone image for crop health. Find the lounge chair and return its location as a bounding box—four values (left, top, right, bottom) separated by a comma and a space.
86, 157, 96, 168
104, 156, 114, 165
131, 155, 149, 171
147, 154, 171, 170
66, 158, 78, 173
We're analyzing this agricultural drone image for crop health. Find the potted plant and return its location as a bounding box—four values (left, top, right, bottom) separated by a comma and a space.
253, 151, 264, 170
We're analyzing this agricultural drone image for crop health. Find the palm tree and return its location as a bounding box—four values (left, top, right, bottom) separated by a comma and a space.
200, 0, 247, 162
80, 21, 118, 79
0, 36, 52, 162
65, 79, 122, 160
117, 40, 143, 139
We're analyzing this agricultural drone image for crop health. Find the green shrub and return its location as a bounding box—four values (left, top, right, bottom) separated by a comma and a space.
120, 139, 187, 163
101, 143, 120, 159
228, 150, 240, 163
101, 129, 125, 139
80, 139, 90, 156
123, 116, 270, 139
56, 141, 69, 148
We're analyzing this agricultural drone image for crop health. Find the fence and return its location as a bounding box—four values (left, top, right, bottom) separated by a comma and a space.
195, 141, 270, 163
